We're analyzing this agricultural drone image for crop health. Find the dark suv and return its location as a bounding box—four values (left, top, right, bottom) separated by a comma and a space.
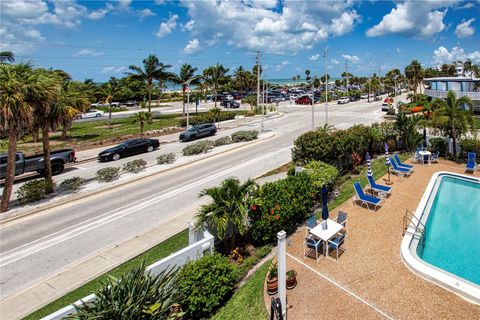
179, 123, 217, 141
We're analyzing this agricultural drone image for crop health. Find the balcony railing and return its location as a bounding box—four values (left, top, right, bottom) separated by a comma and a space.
424, 89, 480, 101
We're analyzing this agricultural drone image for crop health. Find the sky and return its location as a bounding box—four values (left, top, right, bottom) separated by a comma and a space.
1, 0, 480, 82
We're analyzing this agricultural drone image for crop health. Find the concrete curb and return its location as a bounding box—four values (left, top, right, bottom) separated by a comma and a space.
1, 133, 276, 225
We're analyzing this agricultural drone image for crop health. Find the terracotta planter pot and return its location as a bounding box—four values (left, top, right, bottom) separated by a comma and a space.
286, 271, 297, 290
266, 277, 278, 295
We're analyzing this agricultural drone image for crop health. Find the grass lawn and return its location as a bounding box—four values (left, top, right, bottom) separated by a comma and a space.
25, 229, 188, 320
328, 153, 410, 211
212, 261, 270, 320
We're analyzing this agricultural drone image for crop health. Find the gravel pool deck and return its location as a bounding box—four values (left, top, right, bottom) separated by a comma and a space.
264, 159, 480, 319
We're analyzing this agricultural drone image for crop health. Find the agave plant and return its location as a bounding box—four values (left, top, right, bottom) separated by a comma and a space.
70, 263, 183, 320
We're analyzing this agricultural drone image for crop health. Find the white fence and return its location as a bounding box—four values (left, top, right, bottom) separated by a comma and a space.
42, 225, 214, 320
424, 89, 480, 101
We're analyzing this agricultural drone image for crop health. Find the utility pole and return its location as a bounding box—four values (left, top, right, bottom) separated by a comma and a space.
311, 74, 314, 130
324, 48, 328, 125
256, 51, 263, 131
346, 62, 349, 98
368, 75, 371, 103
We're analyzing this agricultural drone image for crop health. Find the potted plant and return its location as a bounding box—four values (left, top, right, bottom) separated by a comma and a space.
266, 262, 278, 295
286, 269, 297, 289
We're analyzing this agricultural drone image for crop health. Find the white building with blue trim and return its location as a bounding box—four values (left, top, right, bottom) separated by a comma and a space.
424, 77, 480, 114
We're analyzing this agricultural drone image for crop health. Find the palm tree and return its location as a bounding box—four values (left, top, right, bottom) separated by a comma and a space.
131, 111, 153, 138
431, 90, 473, 158
203, 63, 230, 108
58, 81, 93, 139
171, 64, 201, 116
99, 77, 123, 127
317, 123, 335, 133
127, 54, 172, 112
394, 112, 423, 152
462, 59, 472, 76
31, 69, 63, 193
0, 63, 44, 212
0, 51, 14, 64
195, 178, 257, 250
404, 60, 423, 95
305, 69, 311, 84
291, 76, 296, 86
234, 66, 248, 101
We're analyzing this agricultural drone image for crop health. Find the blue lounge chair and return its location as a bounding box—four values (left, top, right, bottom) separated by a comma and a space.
366, 174, 392, 197
389, 157, 413, 177
466, 152, 477, 173
353, 182, 382, 211
336, 211, 347, 228
393, 154, 414, 169
430, 151, 440, 163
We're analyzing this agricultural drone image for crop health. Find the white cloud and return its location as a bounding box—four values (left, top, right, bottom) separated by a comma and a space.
275, 60, 289, 71
138, 8, 156, 19
182, 20, 195, 31
433, 46, 480, 64
179, 0, 361, 54
0, 0, 89, 53
342, 54, 360, 64
155, 14, 178, 38
331, 59, 339, 65
88, 8, 108, 20
154, 0, 166, 4
73, 49, 104, 57
309, 54, 320, 61
183, 38, 200, 54
396, 48, 401, 54
100, 66, 127, 74
366, 1, 458, 39
455, 18, 475, 38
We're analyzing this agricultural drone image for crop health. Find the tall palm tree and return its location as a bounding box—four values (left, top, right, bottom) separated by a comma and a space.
171, 64, 201, 116
131, 111, 153, 138
0, 51, 14, 64
234, 66, 248, 100
31, 69, 63, 193
127, 54, 172, 112
195, 178, 257, 250
404, 60, 423, 96
394, 112, 423, 152
431, 90, 473, 158
292, 76, 296, 86
99, 77, 123, 127
305, 69, 311, 84
55, 81, 91, 139
462, 59, 472, 76
0, 63, 45, 212
203, 63, 230, 108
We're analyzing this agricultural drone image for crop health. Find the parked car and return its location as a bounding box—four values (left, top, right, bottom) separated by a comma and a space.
360, 94, 369, 99
337, 97, 349, 104
381, 103, 390, 112
179, 123, 217, 141
97, 139, 160, 161
220, 100, 240, 108
349, 96, 360, 102
77, 109, 105, 119
0, 149, 76, 179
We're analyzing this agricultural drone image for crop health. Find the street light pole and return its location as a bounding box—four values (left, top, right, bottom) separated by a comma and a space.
256, 51, 263, 131
186, 87, 190, 129
324, 48, 328, 124
311, 76, 314, 130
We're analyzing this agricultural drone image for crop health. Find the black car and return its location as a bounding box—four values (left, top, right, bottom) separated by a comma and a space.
179, 123, 217, 141
97, 138, 160, 161
220, 100, 240, 108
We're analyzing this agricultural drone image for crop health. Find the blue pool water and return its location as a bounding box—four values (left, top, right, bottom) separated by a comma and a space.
418, 176, 480, 285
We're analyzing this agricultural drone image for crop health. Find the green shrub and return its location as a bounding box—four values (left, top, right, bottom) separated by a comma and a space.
459, 138, 480, 160
157, 153, 176, 164
386, 108, 396, 115
245, 110, 256, 117
231, 130, 259, 142
177, 252, 238, 319
59, 177, 86, 193
429, 137, 447, 156
214, 136, 233, 146
249, 173, 317, 244
123, 159, 147, 174
96, 167, 121, 182
303, 160, 340, 188
16, 179, 54, 203
72, 263, 182, 320
182, 140, 215, 156
179, 111, 236, 127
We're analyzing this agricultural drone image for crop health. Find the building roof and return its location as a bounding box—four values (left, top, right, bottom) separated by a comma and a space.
424, 77, 480, 82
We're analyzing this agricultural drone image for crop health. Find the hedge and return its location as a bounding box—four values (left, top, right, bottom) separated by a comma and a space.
179, 111, 236, 127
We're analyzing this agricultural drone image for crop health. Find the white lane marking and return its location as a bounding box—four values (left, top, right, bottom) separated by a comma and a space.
0, 147, 291, 267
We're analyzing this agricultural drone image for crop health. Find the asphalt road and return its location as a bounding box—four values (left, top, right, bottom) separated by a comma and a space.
0, 97, 392, 300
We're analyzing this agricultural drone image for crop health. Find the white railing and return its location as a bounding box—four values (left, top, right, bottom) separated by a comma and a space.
42, 227, 214, 320
424, 89, 480, 100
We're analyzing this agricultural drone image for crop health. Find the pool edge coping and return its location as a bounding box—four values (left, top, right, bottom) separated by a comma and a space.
400, 171, 480, 305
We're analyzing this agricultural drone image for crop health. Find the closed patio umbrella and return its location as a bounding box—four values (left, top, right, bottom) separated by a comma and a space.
385, 143, 391, 183
366, 152, 373, 194
321, 185, 329, 229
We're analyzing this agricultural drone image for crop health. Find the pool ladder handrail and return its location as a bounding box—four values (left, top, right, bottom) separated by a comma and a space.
403, 210, 427, 242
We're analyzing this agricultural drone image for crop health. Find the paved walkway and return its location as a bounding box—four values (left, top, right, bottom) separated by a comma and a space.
267, 159, 480, 319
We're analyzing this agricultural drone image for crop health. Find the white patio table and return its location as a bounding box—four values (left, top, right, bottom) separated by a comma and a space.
418, 150, 431, 166
309, 219, 343, 260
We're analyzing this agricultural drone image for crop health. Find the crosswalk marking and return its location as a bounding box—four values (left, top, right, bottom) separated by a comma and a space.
327, 111, 383, 119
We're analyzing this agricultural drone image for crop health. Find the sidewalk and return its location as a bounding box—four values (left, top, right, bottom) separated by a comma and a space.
0, 167, 290, 319
74, 112, 282, 162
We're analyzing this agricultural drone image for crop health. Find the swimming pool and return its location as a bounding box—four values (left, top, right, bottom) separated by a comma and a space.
401, 172, 480, 305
